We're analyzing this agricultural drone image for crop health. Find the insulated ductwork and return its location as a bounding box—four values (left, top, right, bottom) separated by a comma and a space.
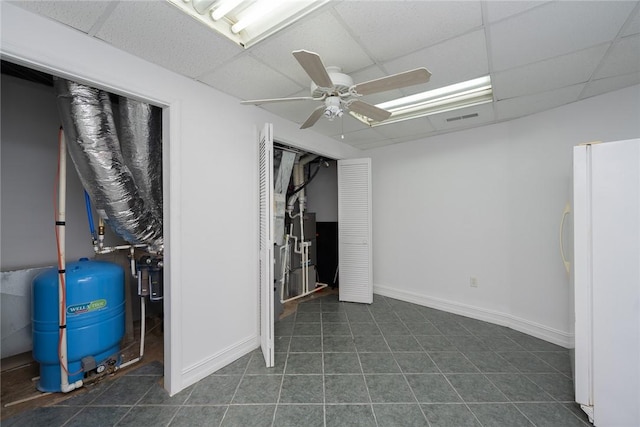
54, 78, 163, 250
118, 97, 163, 226
274, 150, 296, 246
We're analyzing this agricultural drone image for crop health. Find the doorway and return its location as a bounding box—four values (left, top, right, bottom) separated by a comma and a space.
272, 141, 340, 318
0, 61, 171, 413
259, 127, 373, 369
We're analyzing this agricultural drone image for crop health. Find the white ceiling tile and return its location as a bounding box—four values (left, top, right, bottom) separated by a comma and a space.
621, 5, 640, 36
489, 1, 636, 71
429, 103, 495, 131
581, 73, 640, 99
350, 139, 397, 150
594, 34, 640, 79
198, 55, 303, 101
337, 128, 387, 146
313, 113, 370, 136
260, 90, 319, 125
484, 1, 550, 24
14, 0, 638, 146
11, 1, 112, 33
250, 11, 373, 87
493, 44, 609, 100
373, 117, 434, 139
94, 2, 242, 78
495, 84, 584, 121
390, 132, 439, 146
334, 1, 483, 62
383, 30, 488, 93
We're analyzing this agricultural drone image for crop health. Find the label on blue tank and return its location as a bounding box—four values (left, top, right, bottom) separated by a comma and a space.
67, 299, 108, 315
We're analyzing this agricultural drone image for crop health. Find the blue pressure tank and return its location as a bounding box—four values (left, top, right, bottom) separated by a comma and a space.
32, 258, 125, 392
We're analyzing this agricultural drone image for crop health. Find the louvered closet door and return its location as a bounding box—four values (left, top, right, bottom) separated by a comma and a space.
338, 158, 373, 304
258, 123, 274, 367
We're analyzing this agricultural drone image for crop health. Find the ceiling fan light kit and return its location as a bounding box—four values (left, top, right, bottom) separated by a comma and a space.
323, 97, 343, 121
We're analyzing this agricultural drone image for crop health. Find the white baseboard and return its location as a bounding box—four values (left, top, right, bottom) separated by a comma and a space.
374, 284, 574, 348
181, 335, 259, 389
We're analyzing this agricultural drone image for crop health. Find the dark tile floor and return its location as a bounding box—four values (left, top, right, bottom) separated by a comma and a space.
4, 294, 593, 426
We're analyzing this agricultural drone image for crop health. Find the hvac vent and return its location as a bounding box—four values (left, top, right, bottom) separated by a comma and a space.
446, 113, 479, 122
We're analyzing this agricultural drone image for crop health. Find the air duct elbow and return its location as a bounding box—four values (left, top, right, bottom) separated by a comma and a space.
54, 78, 163, 250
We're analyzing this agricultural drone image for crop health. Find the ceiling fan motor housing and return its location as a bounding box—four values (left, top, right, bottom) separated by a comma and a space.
311, 66, 354, 98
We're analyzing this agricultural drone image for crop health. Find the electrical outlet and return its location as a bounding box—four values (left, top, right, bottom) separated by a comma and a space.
470, 277, 478, 287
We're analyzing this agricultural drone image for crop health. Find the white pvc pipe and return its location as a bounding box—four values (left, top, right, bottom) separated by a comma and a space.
139, 296, 146, 357
95, 243, 146, 255
280, 225, 293, 303
130, 246, 137, 279
296, 163, 309, 295
98, 217, 105, 250
279, 244, 287, 303
281, 283, 328, 304
57, 130, 82, 393
117, 297, 146, 370
57, 129, 68, 391
291, 234, 300, 254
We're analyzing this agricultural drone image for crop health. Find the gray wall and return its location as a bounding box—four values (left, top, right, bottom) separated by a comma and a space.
1, 74, 126, 271
1, 74, 95, 270
305, 160, 338, 222
0, 74, 130, 358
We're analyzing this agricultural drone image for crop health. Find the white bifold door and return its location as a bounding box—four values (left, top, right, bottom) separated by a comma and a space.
338, 158, 373, 304
258, 123, 274, 367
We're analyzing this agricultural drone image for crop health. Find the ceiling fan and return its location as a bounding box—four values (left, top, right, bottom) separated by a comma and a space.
241, 50, 431, 129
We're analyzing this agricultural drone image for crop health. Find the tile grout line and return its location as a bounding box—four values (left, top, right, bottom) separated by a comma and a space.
410, 307, 486, 427
360, 303, 383, 427
320, 298, 326, 427
165, 369, 199, 426
371, 300, 433, 426
8, 294, 586, 427
109, 377, 158, 427
436, 313, 579, 426
398, 302, 471, 426
272, 336, 288, 426
57, 406, 86, 427
218, 348, 254, 427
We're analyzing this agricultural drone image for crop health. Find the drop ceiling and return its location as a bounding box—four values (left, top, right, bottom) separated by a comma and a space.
12, 0, 640, 150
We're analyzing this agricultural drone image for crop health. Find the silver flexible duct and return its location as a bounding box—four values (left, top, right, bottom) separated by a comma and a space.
118, 97, 163, 227
274, 150, 296, 246
54, 78, 163, 250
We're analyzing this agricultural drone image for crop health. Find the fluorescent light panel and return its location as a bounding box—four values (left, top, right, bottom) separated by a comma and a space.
168, 0, 328, 48
211, 0, 243, 21
351, 75, 493, 127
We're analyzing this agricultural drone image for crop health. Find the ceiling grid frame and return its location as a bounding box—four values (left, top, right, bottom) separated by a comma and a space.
9, 0, 640, 149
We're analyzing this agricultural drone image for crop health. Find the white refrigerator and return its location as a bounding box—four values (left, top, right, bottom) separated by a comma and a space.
573, 138, 640, 426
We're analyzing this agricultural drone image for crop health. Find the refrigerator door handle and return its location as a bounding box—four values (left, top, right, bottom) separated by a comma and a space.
560, 202, 571, 275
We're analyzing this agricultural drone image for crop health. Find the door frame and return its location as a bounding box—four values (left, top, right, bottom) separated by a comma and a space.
0, 51, 180, 395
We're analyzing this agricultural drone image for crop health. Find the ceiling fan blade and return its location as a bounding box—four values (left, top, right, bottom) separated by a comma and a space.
292, 50, 334, 88
241, 96, 318, 105
300, 106, 325, 129
349, 100, 392, 122
353, 68, 431, 96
